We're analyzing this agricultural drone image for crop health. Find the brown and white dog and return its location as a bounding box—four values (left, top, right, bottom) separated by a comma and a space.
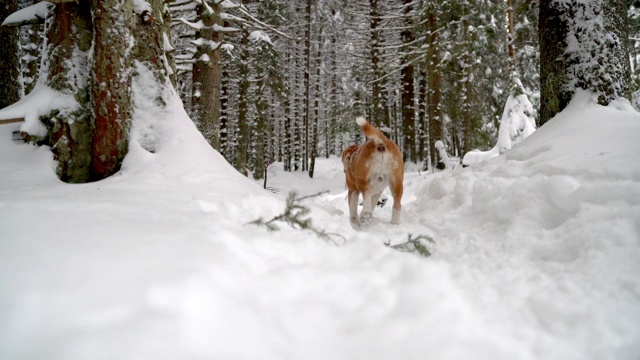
341, 117, 404, 226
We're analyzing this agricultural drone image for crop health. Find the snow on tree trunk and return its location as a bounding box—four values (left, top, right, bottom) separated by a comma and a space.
0, 0, 21, 108
539, 0, 631, 125
42, 2, 94, 183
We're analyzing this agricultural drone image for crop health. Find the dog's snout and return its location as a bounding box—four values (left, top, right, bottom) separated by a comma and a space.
377, 144, 385, 152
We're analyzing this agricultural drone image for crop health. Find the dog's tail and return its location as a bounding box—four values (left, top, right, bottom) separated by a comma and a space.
356, 117, 383, 144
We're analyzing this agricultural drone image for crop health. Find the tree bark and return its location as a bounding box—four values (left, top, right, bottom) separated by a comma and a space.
507, 0, 516, 72
90, 0, 132, 180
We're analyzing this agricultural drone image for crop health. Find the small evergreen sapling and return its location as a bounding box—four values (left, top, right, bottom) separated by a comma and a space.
385, 234, 435, 257
249, 191, 345, 244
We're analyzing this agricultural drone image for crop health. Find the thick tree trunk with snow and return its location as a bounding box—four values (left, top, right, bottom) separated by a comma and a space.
0, 0, 21, 108
539, 0, 631, 125
21, 0, 170, 183
42, 2, 93, 183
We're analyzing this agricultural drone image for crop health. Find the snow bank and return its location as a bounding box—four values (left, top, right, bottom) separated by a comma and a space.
414, 90, 640, 358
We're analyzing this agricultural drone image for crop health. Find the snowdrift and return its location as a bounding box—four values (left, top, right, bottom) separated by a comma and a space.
0, 90, 639, 359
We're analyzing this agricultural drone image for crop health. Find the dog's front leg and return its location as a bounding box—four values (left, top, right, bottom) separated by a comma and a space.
348, 190, 360, 226
359, 192, 375, 225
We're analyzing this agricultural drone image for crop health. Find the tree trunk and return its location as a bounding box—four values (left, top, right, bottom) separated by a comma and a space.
302, 0, 312, 172
418, 69, 427, 163
219, 63, 229, 157
192, 1, 223, 149
539, 0, 631, 125
283, 49, 292, 171
369, 0, 388, 127
42, 2, 94, 183
427, 9, 442, 170
234, 32, 250, 176
461, 3, 473, 155
309, 30, 322, 179
507, 0, 516, 72
0, 0, 21, 108
401, 0, 415, 163
293, 32, 301, 171
252, 77, 267, 180
90, 0, 132, 180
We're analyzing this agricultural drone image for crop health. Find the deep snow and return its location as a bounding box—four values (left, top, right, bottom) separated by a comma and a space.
1, 90, 639, 359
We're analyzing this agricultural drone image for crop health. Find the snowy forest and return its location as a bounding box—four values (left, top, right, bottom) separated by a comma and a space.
1, 0, 638, 182
1, 1, 640, 359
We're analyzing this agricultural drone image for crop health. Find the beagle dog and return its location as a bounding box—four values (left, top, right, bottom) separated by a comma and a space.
341, 117, 404, 226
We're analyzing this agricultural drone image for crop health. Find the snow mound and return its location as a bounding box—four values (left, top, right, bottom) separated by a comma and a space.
463, 87, 536, 166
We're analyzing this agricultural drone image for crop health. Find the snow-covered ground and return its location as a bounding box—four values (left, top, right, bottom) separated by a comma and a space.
1, 90, 639, 359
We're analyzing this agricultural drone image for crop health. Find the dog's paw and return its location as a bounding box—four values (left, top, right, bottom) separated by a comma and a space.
350, 216, 361, 227
359, 212, 372, 225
